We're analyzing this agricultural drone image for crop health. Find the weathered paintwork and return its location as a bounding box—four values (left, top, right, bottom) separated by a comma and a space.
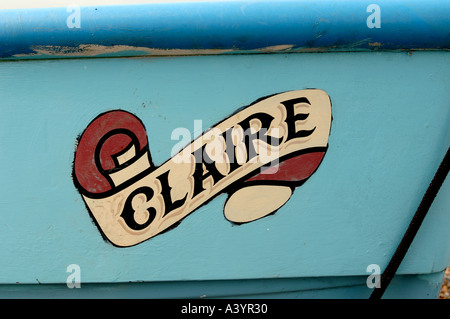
0, 0, 449, 59
0, 0, 448, 299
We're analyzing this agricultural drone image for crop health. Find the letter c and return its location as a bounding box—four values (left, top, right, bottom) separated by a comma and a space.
120, 186, 156, 231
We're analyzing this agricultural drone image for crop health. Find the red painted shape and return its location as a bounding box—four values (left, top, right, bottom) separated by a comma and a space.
99, 133, 133, 170
245, 151, 325, 183
74, 110, 148, 194
74, 110, 325, 195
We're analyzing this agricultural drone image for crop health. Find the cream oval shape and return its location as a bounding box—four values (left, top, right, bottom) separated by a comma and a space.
224, 185, 293, 223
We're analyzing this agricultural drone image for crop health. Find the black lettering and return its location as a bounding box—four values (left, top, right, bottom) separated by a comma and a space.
192, 144, 226, 197
120, 186, 156, 231
237, 112, 283, 161
281, 97, 316, 142
157, 170, 188, 217
222, 127, 242, 174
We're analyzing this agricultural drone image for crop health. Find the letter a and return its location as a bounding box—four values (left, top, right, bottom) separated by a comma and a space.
366, 264, 381, 288
67, 5, 81, 29
366, 4, 381, 29
66, 264, 81, 288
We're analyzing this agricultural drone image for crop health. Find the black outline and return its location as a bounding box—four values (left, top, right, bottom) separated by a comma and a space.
222, 146, 328, 225
111, 138, 138, 168
71, 90, 333, 247
71, 110, 155, 246
94, 128, 138, 189
72, 110, 155, 199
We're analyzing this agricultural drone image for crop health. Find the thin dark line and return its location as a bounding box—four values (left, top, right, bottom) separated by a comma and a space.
223, 146, 328, 192
111, 140, 137, 168
94, 128, 139, 189
370, 147, 449, 299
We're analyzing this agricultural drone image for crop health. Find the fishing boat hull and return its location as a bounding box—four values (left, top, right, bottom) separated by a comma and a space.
0, 1, 448, 299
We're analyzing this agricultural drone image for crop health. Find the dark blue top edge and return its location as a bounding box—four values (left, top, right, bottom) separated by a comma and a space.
0, 0, 449, 59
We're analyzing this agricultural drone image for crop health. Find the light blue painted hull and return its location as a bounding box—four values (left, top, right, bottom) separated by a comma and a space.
0, 272, 445, 299
0, 1, 448, 299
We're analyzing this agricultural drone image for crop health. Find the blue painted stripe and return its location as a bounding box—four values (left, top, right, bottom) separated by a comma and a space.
0, 0, 449, 59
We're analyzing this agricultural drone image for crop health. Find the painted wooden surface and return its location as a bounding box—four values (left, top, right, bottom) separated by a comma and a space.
1, 51, 448, 282
1, 0, 449, 59
72, 90, 332, 247
0, 272, 445, 299
0, 1, 449, 298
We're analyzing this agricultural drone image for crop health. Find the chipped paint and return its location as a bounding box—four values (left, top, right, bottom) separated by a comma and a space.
12, 44, 234, 58
1, 1, 448, 60
11, 44, 299, 59
9, 43, 447, 60
256, 44, 295, 52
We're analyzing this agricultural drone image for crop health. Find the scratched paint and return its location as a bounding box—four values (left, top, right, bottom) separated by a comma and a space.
1, 1, 449, 60
11, 44, 296, 59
